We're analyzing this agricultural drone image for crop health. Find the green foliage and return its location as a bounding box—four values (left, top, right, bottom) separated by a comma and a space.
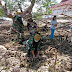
1, 0, 53, 17
48, 10, 52, 14
4, 0, 25, 11
32, 12, 42, 20
56, 62, 58, 65
0, 6, 5, 17
48, 8, 52, 14
33, 0, 53, 19
41, 0, 53, 14
36, 0, 53, 15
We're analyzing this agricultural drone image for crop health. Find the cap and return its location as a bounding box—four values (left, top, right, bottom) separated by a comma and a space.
34, 34, 40, 41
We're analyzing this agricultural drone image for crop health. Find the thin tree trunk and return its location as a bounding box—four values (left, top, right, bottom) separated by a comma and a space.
22, 0, 35, 21
0, 0, 35, 20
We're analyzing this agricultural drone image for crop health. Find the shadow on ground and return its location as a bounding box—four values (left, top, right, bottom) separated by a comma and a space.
41, 36, 72, 56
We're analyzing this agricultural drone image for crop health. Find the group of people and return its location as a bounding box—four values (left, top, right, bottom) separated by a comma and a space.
10, 12, 72, 59
10, 10, 41, 59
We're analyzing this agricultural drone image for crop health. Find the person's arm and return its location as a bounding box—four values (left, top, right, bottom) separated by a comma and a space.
31, 50, 35, 58
70, 25, 72, 32
36, 42, 41, 58
37, 51, 40, 58
31, 43, 35, 58
29, 37, 35, 58
31, 44, 35, 58
70, 25, 72, 29
55, 20, 58, 26
54, 24, 57, 26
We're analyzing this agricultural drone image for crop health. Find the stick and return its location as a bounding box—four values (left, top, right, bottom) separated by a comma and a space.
54, 51, 57, 72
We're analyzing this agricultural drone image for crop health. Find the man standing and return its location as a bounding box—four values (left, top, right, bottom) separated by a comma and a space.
14, 11, 24, 43
9, 11, 24, 43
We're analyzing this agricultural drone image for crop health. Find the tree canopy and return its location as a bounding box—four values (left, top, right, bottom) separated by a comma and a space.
0, 0, 56, 20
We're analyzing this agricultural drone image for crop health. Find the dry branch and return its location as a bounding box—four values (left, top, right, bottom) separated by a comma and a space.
1, 0, 35, 20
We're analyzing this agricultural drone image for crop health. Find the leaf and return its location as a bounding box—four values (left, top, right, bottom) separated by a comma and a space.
56, 62, 58, 65
0, 6, 5, 16
48, 10, 52, 14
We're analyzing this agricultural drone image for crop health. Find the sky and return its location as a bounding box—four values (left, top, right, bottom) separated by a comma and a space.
57, 0, 62, 3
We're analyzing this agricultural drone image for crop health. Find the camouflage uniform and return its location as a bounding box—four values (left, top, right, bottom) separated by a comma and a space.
13, 15, 24, 40
26, 33, 41, 55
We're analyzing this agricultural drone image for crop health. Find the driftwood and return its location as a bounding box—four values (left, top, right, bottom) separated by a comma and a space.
48, 48, 57, 72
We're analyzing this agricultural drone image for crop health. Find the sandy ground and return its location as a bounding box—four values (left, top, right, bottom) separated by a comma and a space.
0, 18, 72, 72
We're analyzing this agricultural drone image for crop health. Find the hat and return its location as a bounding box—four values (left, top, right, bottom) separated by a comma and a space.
34, 34, 40, 41
16, 11, 21, 14
37, 28, 40, 32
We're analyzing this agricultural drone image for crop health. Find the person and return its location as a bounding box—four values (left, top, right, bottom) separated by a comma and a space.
42, 24, 48, 32
32, 21, 37, 29
30, 19, 37, 30
16, 11, 24, 42
26, 29, 41, 59
50, 16, 58, 39
12, 11, 24, 43
10, 13, 18, 34
70, 25, 72, 43
30, 27, 40, 38
27, 18, 32, 31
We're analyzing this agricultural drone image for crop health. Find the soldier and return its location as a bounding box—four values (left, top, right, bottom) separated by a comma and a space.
26, 28, 41, 59
9, 11, 24, 43
14, 11, 24, 43
30, 27, 40, 36
27, 18, 32, 31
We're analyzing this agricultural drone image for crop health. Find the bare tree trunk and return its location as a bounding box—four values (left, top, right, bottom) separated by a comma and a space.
0, 0, 13, 19
0, 0, 35, 20
22, 0, 35, 21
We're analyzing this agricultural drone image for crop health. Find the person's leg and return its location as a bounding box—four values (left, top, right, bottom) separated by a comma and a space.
21, 31, 24, 39
50, 28, 55, 39
34, 48, 37, 56
26, 40, 31, 56
21, 33, 24, 38
17, 32, 20, 41
20, 28, 25, 43
36, 45, 40, 58
17, 28, 20, 42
